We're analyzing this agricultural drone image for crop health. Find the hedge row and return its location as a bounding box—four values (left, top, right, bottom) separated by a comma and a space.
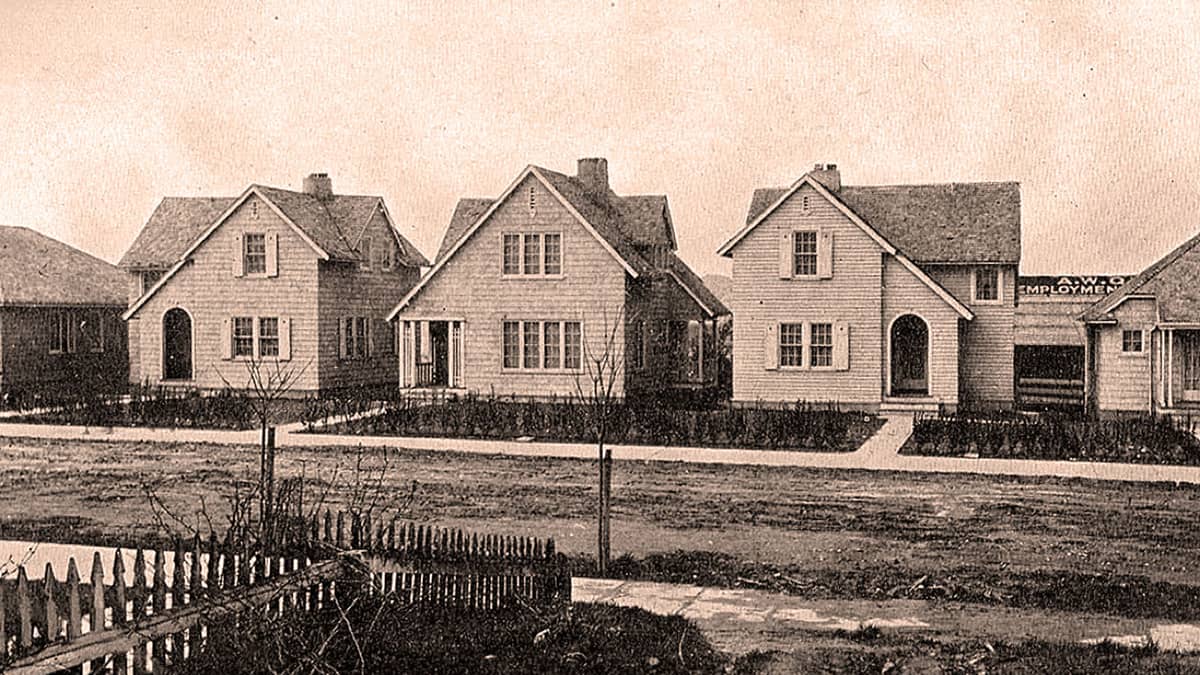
904, 411, 1200, 465
307, 394, 881, 452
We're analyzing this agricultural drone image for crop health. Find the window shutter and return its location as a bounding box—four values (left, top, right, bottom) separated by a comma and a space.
778, 230, 792, 279
833, 321, 850, 371
266, 232, 279, 277
279, 317, 291, 361
232, 234, 244, 277
763, 324, 778, 370
337, 319, 347, 359
221, 318, 232, 360
818, 231, 834, 279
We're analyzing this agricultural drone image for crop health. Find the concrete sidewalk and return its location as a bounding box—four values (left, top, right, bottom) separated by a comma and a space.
573, 577, 1200, 654
4, 414, 1200, 485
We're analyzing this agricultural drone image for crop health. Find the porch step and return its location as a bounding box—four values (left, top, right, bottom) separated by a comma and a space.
880, 398, 941, 414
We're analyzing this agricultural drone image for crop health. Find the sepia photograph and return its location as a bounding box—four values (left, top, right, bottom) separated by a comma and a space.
2, 1, 1200, 672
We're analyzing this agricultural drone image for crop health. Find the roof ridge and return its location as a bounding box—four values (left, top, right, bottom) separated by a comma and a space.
842, 180, 1019, 189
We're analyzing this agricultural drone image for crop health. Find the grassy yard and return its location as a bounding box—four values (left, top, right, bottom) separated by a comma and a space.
1, 435, 1200, 627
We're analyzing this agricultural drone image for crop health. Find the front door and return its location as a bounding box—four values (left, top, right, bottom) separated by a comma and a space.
1183, 332, 1200, 402
430, 321, 450, 387
890, 314, 929, 396
162, 308, 193, 381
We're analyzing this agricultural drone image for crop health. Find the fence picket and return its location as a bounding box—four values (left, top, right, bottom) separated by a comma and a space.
65, 559, 82, 641
17, 566, 31, 650
43, 563, 60, 642
152, 548, 168, 670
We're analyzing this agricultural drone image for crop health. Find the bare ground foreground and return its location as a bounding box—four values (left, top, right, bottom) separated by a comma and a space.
4, 435, 1200, 657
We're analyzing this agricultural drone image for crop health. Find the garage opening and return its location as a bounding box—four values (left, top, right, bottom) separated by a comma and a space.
1014, 345, 1084, 412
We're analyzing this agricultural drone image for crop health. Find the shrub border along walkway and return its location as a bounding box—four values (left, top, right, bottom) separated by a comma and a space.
2, 415, 1200, 485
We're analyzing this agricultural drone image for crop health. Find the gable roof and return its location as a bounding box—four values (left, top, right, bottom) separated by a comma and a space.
391, 164, 699, 319
664, 251, 730, 317
719, 174, 974, 320
121, 188, 428, 270
1082, 229, 1200, 323
735, 182, 1020, 264
0, 226, 126, 307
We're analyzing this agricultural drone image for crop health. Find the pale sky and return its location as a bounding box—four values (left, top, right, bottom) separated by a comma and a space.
3, 1, 1200, 278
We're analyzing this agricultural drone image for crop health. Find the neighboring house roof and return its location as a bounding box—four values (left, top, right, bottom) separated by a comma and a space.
123, 182, 429, 320
718, 174, 974, 320
738, 182, 1021, 264
122, 188, 428, 269
664, 252, 730, 317
1082, 229, 1200, 323
390, 163, 716, 319
0, 226, 126, 307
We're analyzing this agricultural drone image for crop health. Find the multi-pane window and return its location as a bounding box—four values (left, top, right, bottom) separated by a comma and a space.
244, 233, 267, 275
779, 323, 804, 367
50, 310, 78, 354
355, 317, 369, 358
630, 320, 645, 369
258, 318, 279, 357
503, 320, 582, 370
975, 267, 999, 302
810, 322, 833, 367
543, 321, 562, 369
502, 232, 563, 276
792, 231, 818, 276
503, 321, 521, 368
543, 233, 562, 275
340, 317, 371, 359
1122, 329, 1144, 353
233, 317, 255, 357
523, 234, 542, 275
360, 237, 373, 270
502, 234, 521, 275
1183, 334, 1200, 391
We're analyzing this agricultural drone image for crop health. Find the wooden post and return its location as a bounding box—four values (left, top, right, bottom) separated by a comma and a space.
90, 552, 106, 673
598, 447, 613, 575
152, 549, 167, 670
0, 578, 6, 661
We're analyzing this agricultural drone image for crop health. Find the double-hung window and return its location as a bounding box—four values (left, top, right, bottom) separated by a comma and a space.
779, 323, 804, 367
340, 317, 371, 359
50, 310, 77, 354
503, 320, 582, 370
360, 238, 373, 270
502, 232, 563, 276
244, 233, 267, 275
810, 322, 833, 368
258, 318, 279, 357
974, 267, 1000, 302
793, 231, 818, 277
233, 317, 255, 357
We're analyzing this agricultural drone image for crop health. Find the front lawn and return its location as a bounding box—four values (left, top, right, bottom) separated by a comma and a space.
305, 395, 882, 452
902, 410, 1200, 465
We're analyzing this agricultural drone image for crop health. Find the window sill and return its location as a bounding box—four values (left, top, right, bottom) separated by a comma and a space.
972, 298, 1004, 306
501, 274, 566, 280
501, 367, 582, 374
1118, 351, 1146, 358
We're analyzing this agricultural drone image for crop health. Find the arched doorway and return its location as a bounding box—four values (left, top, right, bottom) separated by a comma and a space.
890, 314, 929, 396
163, 308, 193, 381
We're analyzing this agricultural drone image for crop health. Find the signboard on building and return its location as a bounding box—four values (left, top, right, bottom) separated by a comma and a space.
1018, 275, 1129, 297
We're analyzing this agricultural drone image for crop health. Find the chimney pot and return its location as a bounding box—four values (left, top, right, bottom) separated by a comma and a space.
577, 158, 609, 194
303, 173, 333, 200
809, 163, 841, 192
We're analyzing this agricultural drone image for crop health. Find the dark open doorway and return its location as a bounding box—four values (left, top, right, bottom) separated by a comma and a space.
163, 308, 193, 381
890, 314, 929, 396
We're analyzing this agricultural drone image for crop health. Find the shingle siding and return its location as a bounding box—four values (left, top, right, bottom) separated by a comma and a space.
730, 184, 885, 405
881, 258, 961, 406
927, 265, 1015, 407
0, 306, 128, 395
399, 175, 627, 398
1094, 298, 1155, 412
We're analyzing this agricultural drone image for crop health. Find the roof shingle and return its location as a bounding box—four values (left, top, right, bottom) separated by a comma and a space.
1083, 229, 1200, 322
0, 226, 126, 307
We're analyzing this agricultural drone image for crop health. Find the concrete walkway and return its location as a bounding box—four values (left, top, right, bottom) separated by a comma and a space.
573, 577, 1200, 655
4, 414, 1200, 485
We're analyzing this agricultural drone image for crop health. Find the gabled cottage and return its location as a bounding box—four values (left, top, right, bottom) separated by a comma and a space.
0, 226, 129, 401
387, 158, 729, 400
718, 165, 1021, 412
121, 174, 428, 393
1081, 229, 1200, 415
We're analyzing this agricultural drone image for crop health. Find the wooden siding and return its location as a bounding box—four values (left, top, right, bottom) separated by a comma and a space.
131, 194, 323, 391
881, 258, 961, 405
0, 306, 128, 394
624, 275, 715, 394
729, 184, 885, 405
316, 208, 419, 390
398, 174, 627, 398
1093, 297, 1155, 412
1015, 295, 1091, 346
927, 265, 1015, 407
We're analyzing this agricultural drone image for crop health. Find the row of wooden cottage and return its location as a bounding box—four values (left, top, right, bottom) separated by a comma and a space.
2, 159, 1197, 416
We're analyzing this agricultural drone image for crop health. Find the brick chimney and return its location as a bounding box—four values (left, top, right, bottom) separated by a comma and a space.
303, 172, 333, 200
577, 158, 609, 195
809, 163, 841, 192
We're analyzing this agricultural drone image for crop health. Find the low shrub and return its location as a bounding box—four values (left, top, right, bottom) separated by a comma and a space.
306, 393, 882, 452
903, 410, 1200, 465
8, 384, 266, 430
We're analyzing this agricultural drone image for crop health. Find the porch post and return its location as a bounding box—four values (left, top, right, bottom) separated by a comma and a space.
1167, 328, 1174, 409
447, 321, 457, 389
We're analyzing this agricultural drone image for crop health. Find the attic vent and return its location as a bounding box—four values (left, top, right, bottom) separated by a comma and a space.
802, 194, 811, 212
528, 185, 537, 215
